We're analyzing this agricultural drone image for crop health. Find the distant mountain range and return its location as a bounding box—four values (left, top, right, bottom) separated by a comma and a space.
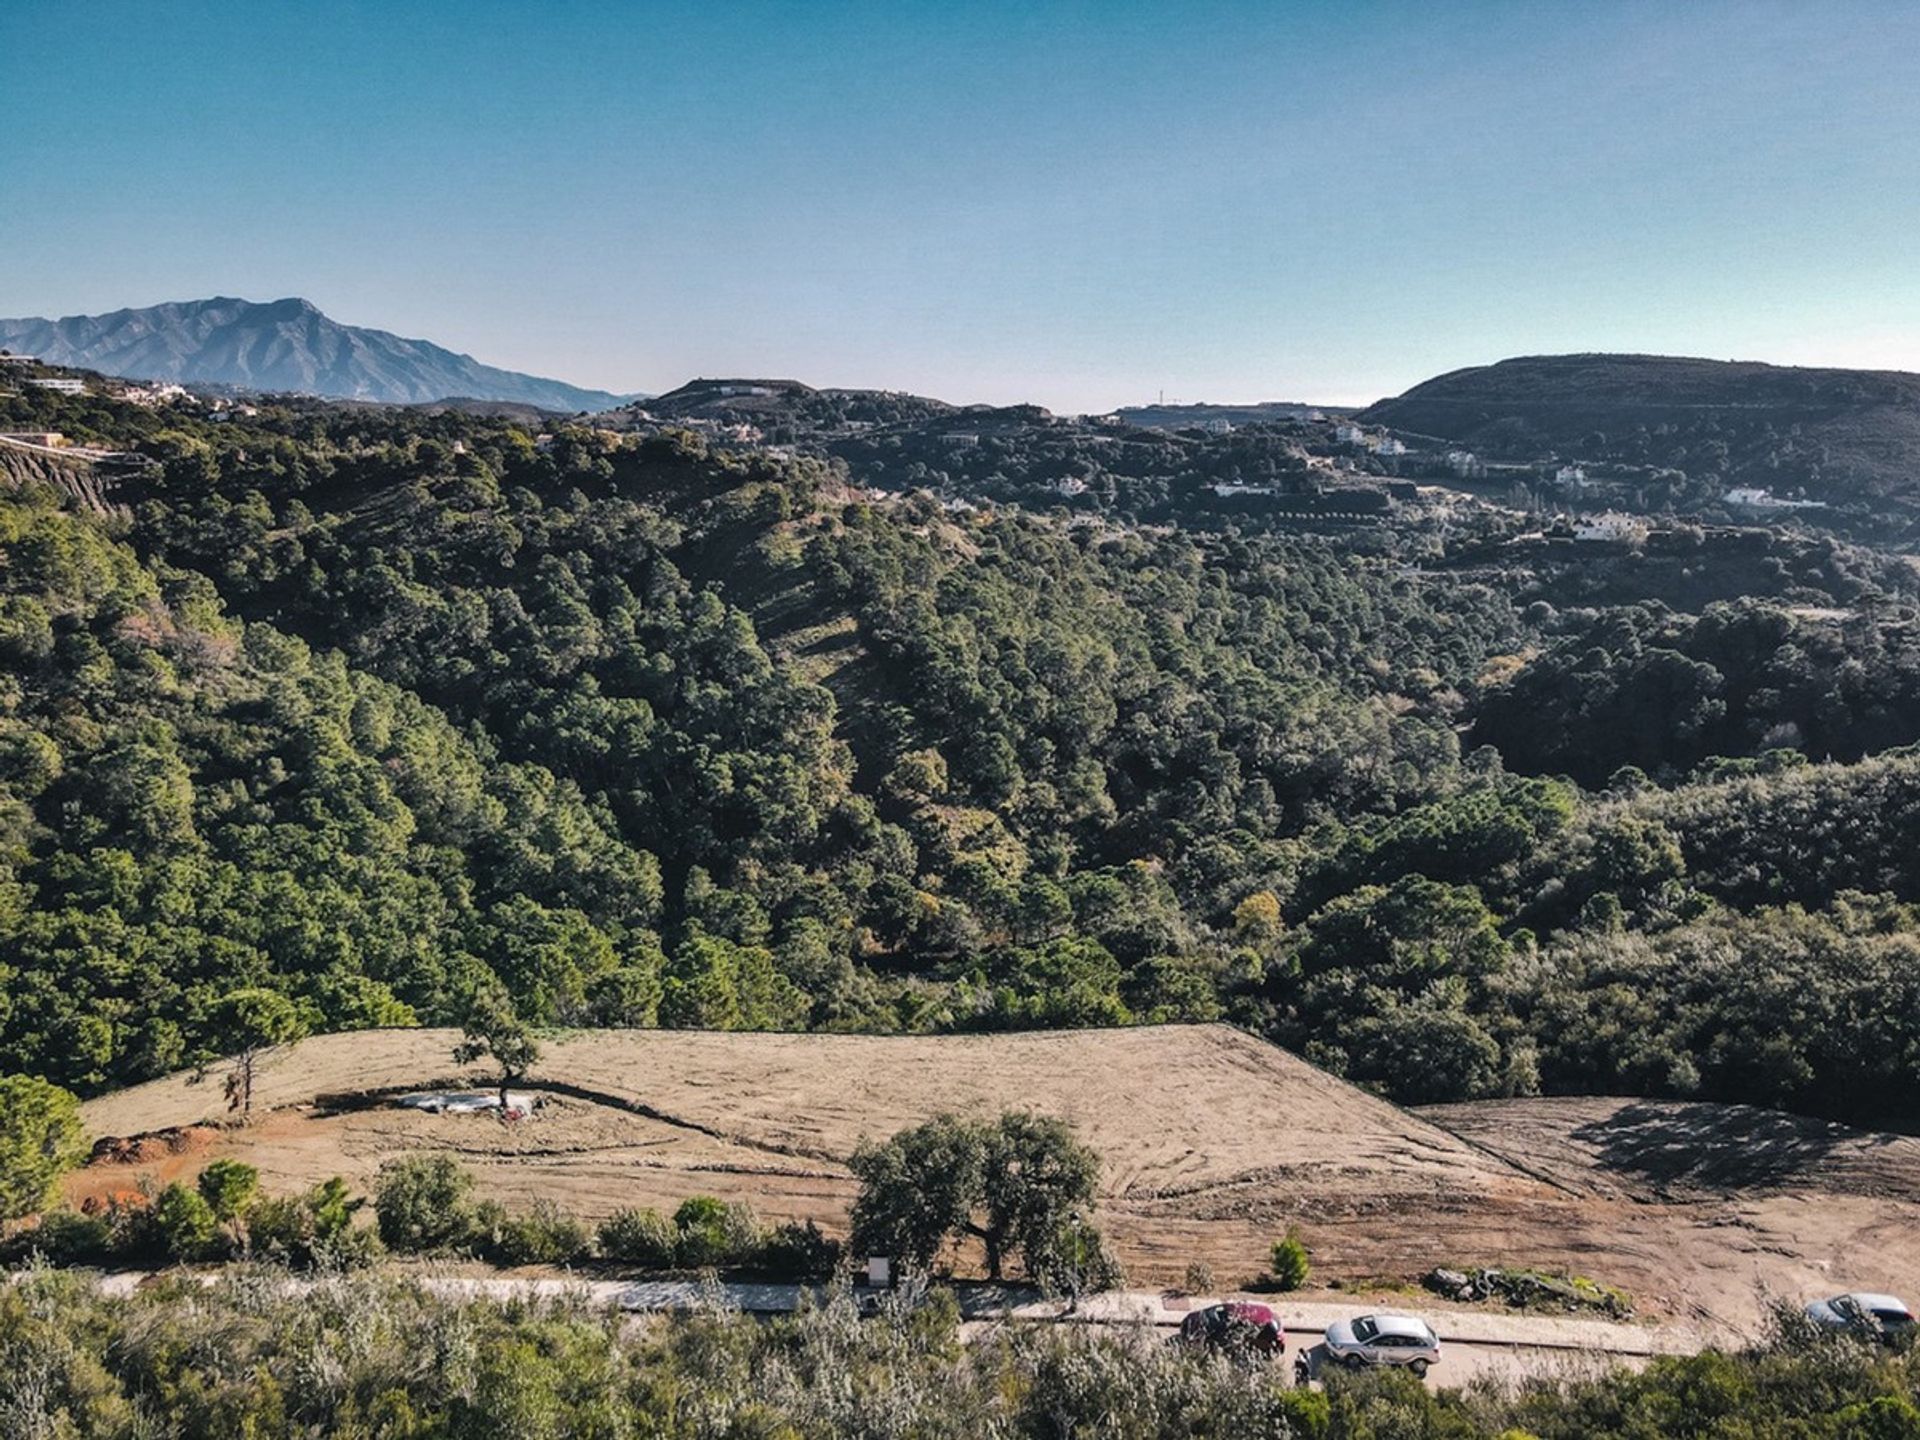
0, 297, 637, 411
1360, 353, 1920, 508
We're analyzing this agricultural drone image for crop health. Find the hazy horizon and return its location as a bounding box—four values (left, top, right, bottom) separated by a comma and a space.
4, 0, 1918, 410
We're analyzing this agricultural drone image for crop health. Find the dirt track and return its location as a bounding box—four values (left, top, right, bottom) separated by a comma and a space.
73, 1025, 1920, 1336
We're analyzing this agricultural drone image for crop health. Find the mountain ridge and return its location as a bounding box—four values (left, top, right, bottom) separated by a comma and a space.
0, 295, 637, 411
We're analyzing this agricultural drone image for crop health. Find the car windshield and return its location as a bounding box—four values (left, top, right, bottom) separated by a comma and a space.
1353, 1317, 1378, 1341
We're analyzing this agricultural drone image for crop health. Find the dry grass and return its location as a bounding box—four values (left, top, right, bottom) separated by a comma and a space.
72, 1024, 1920, 1331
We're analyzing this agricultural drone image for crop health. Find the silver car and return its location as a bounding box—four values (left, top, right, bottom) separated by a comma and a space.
1806, 1292, 1915, 1341
1323, 1312, 1441, 1377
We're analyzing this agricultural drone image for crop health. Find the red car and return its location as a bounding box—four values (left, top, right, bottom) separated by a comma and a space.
1176, 1301, 1286, 1357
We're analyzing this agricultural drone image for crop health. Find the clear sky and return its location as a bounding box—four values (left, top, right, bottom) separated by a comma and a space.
3, 0, 1917, 410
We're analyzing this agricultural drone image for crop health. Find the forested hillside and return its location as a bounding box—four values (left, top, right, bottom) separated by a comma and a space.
6, 382, 1920, 1127
1360, 353, 1920, 518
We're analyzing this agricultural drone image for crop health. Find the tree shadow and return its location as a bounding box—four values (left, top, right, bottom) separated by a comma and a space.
1569, 1100, 1888, 1195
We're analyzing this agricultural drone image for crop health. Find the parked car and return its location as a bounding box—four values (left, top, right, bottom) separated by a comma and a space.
1322, 1313, 1441, 1377
1176, 1302, 1286, 1357
1806, 1293, 1915, 1341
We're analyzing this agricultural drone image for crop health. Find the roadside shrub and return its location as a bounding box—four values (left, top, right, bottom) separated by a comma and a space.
1184, 1259, 1215, 1295
4, 1209, 113, 1266
674, 1195, 759, 1268
196, 1159, 260, 1224
598, 1207, 678, 1268
1030, 1217, 1125, 1298
374, 1155, 476, 1252
250, 1177, 378, 1270
150, 1182, 219, 1261
758, 1220, 841, 1281
480, 1199, 591, 1267
1269, 1229, 1310, 1291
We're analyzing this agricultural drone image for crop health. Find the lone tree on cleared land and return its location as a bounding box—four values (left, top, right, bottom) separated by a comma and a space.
453, 991, 541, 1110
211, 988, 308, 1116
0, 1074, 87, 1221
849, 1110, 1115, 1288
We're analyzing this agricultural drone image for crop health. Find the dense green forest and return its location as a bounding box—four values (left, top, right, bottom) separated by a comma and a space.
4, 1268, 1919, 1439
5, 381, 1920, 1126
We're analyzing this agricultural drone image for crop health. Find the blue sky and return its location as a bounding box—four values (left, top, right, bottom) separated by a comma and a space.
3, 0, 1917, 409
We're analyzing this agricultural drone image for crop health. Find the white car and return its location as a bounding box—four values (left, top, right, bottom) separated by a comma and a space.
1806, 1292, 1915, 1340
1322, 1312, 1441, 1377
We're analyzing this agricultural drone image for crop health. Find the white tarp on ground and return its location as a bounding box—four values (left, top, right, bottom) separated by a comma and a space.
394, 1090, 537, 1114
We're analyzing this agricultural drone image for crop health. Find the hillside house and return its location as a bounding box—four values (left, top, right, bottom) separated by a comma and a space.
1574, 511, 1648, 543
1553, 463, 1589, 488
26, 377, 86, 395
1377, 436, 1407, 456
1445, 449, 1485, 478
1725, 486, 1827, 512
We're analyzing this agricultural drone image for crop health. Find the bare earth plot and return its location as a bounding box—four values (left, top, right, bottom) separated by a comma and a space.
72, 1025, 1920, 1338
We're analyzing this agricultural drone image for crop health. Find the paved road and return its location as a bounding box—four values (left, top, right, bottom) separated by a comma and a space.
408, 1275, 1706, 1386
78, 1269, 1704, 1386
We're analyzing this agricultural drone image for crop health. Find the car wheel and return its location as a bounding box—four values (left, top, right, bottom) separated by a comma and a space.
1409, 1359, 1430, 1379
1343, 1352, 1366, 1370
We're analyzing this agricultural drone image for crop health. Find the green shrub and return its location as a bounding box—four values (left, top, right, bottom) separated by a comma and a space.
598, 1207, 678, 1268
250, 1176, 370, 1269
374, 1155, 476, 1252
668, 1198, 741, 1267
151, 1182, 219, 1261
1269, 1229, 1310, 1291
5, 1209, 113, 1266
1029, 1217, 1125, 1297
196, 1159, 260, 1224
0, 1075, 87, 1222
757, 1220, 841, 1280
481, 1200, 591, 1267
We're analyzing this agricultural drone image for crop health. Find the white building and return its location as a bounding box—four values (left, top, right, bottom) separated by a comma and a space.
1574, 511, 1648, 543
1554, 464, 1589, 488
1197, 417, 1234, 435
1445, 449, 1485, 478
26, 377, 86, 395
1054, 475, 1089, 496
1334, 422, 1367, 445
1376, 436, 1407, 456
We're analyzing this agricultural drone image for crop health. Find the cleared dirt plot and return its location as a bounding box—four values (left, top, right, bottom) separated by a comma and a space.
73, 1025, 1920, 1338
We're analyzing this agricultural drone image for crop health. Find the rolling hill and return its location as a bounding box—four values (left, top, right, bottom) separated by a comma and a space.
0, 296, 636, 410
1360, 353, 1920, 510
